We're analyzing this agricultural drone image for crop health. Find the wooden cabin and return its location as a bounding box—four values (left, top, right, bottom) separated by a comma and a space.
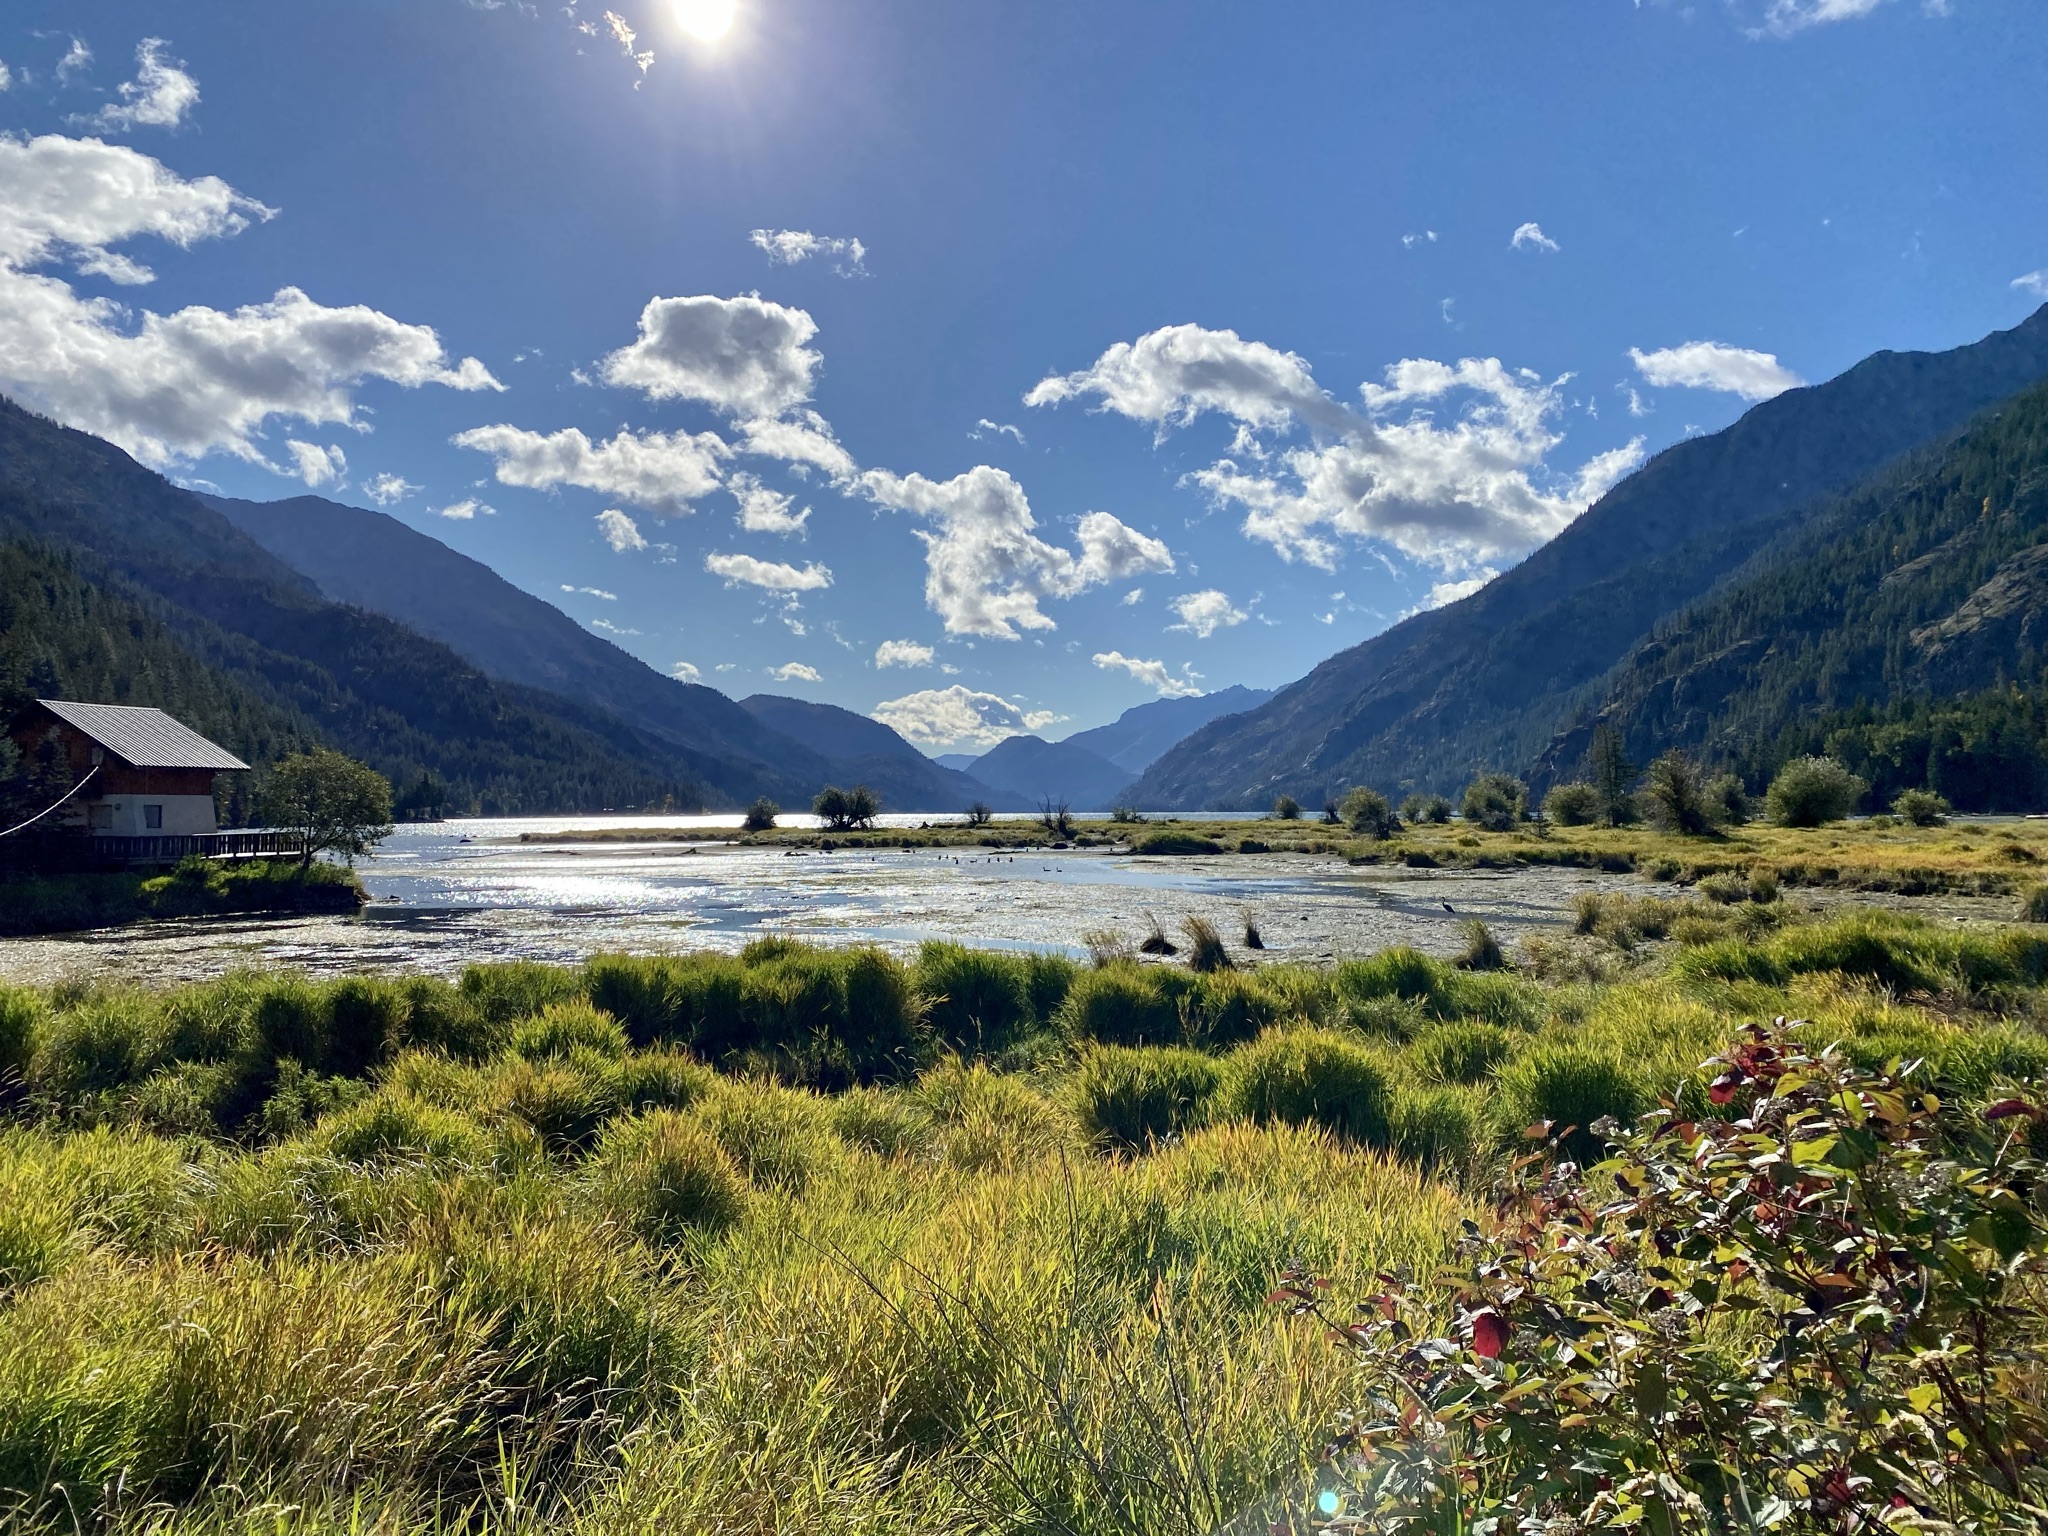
11, 700, 249, 837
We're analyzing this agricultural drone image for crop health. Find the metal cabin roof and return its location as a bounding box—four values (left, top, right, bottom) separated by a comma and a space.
34, 700, 251, 771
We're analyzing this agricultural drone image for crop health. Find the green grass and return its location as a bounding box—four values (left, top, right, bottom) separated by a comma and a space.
2, 905, 2048, 1530
0, 857, 363, 936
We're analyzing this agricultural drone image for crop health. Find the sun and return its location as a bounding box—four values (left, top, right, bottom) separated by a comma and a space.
673, 0, 737, 43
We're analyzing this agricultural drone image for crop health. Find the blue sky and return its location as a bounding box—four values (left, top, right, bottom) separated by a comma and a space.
1, 1, 2043, 752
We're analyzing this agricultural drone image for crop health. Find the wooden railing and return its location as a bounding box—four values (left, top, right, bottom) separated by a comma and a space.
87, 830, 301, 864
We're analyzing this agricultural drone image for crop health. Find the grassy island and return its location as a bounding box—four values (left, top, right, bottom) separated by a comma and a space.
3, 889, 2048, 1528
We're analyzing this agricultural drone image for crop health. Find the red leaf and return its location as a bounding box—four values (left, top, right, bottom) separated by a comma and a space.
1470, 1309, 1508, 1359
1985, 1098, 2043, 1121
1708, 1073, 1741, 1106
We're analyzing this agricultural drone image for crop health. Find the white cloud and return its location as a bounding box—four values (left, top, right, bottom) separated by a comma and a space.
1026, 322, 1354, 437
435, 498, 494, 520
1167, 588, 1248, 638
871, 685, 1055, 750
57, 39, 92, 84
704, 551, 833, 591
0, 134, 500, 471
1511, 222, 1560, 253
0, 60, 12, 93
733, 410, 857, 481
971, 418, 1025, 444
78, 39, 199, 132
875, 638, 936, 669
1121, 588, 1144, 605
601, 10, 653, 75
2014, 270, 2048, 300
670, 660, 702, 683
363, 472, 416, 506
561, 584, 618, 601
1403, 569, 1496, 617
1030, 323, 1642, 573
1092, 651, 1203, 699
728, 470, 809, 534
1629, 341, 1804, 401
591, 618, 641, 636
599, 293, 821, 418
453, 424, 727, 515
595, 508, 648, 552
285, 440, 345, 489
1402, 231, 1437, 248
769, 662, 822, 683
1759, 0, 1886, 34
857, 465, 1174, 639
748, 228, 867, 276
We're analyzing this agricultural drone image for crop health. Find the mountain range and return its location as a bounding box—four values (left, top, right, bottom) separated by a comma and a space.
1131, 302, 2048, 809
7, 300, 2048, 818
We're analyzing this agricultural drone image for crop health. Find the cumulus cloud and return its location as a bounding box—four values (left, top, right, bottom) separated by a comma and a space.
875, 639, 936, 669
1166, 589, 1247, 638
78, 38, 200, 132
1511, 222, 1560, 253
596, 508, 648, 552
286, 440, 345, 488
435, 498, 493, 519
669, 660, 702, 682
871, 685, 1056, 750
0, 134, 499, 470
453, 424, 727, 515
363, 472, 416, 506
748, 229, 867, 275
858, 465, 1174, 639
769, 661, 821, 683
1030, 323, 1642, 572
1092, 651, 1203, 698
727, 470, 809, 534
599, 293, 821, 418
1629, 341, 1804, 401
704, 551, 833, 591
2015, 270, 2048, 300
1026, 322, 1354, 438
733, 410, 857, 481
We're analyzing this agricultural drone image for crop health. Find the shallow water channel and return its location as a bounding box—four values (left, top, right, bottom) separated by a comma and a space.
0, 814, 1674, 987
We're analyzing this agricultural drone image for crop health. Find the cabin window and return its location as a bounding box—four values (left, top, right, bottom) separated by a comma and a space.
144, 804, 164, 830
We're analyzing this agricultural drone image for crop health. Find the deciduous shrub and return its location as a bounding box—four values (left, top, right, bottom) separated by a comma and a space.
1340, 786, 1399, 839
1541, 782, 1601, 826
1400, 793, 1454, 825
1706, 772, 1750, 825
1459, 773, 1525, 831
741, 796, 779, 832
1218, 1027, 1392, 1147
1892, 786, 1952, 825
1271, 795, 1301, 820
1287, 1024, 2048, 1535
588, 1110, 748, 1243
1068, 1044, 1223, 1150
1765, 754, 1867, 826
1642, 749, 1716, 835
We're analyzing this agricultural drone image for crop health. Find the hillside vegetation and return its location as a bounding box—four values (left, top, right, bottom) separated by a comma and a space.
3, 900, 2048, 1530
1133, 304, 2048, 809
1546, 373, 2048, 804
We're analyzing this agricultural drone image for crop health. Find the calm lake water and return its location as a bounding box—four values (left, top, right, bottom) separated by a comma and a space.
0, 813, 1664, 986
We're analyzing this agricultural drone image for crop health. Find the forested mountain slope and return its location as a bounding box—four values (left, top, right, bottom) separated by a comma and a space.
1131, 303, 2048, 809
736, 694, 1030, 812
205, 493, 835, 802
1061, 685, 1273, 775
0, 399, 709, 814
1536, 374, 2048, 809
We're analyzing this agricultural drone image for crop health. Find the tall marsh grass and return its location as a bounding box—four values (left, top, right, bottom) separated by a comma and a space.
0, 906, 2044, 1530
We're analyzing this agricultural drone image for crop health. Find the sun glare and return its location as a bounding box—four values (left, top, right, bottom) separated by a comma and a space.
674, 0, 737, 44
